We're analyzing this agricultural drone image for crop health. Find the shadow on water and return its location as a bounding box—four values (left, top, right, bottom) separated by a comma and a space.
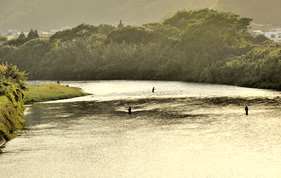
200, 96, 281, 106
25, 96, 281, 129
1, 93, 281, 177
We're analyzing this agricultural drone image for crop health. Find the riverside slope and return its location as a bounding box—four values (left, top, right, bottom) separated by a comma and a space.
0, 83, 87, 148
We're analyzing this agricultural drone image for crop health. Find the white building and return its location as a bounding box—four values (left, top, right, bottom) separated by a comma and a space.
252, 30, 263, 35
39, 31, 51, 38
7, 30, 20, 38
263, 28, 281, 43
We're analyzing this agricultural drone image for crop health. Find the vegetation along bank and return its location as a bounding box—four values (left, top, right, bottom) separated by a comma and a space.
0, 64, 86, 146
24, 83, 87, 104
1, 9, 281, 90
0, 63, 26, 146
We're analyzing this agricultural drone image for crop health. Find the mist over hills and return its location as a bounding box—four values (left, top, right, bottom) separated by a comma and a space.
214, 0, 281, 27
0, 0, 216, 32
1, 0, 280, 33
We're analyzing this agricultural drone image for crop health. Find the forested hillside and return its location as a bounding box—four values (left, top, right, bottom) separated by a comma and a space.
0, 0, 215, 32
2, 9, 281, 90
214, 0, 281, 26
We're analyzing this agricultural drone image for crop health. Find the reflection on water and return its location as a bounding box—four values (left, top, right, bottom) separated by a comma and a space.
1, 81, 281, 177
39, 80, 281, 102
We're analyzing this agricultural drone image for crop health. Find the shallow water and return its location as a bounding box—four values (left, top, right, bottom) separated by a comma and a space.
1, 81, 281, 177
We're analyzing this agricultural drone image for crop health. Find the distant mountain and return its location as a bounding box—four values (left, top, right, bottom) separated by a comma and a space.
214, 0, 281, 27
0, 0, 216, 33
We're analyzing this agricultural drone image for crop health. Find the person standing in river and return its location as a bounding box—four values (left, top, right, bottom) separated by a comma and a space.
128, 106, 132, 115
245, 106, 248, 115
152, 87, 155, 93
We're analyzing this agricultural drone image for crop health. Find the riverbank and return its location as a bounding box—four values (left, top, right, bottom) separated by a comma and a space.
24, 83, 88, 104
0, 83, 87, 147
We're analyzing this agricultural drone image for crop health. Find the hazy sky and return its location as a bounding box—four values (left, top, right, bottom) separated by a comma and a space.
0, 0, 217, 32
1, 0, 280, 33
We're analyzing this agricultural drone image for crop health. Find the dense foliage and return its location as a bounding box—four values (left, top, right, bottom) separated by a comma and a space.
0, 63, 27, 140
1, 9, 281, 90
0, 36, 7, 43
5, 29, 40, 47
0, 63, 27, 111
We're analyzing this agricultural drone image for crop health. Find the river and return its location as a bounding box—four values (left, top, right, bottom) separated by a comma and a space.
1, 81, 281, 177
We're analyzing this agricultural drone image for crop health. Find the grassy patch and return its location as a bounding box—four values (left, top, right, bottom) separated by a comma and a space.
0, 83, 86, 142
24, 83, 87, 104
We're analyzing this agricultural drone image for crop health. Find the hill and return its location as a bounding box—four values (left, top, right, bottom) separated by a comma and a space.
214, 0, 281, 27
0, 0, 216, 33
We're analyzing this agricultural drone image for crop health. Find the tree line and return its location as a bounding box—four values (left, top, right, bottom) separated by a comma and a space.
1, 9, 281, 90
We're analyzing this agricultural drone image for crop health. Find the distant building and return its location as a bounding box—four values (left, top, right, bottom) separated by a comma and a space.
252, 30, 263, 35
4, 26, 73, 40
5, 30, 28, 40
39, 31, 51, 38
49, 29, 60, 35
7, 30, 20, 38
263, 29, 281, 43
6, 36, 16, 41
252, 28, 281, 43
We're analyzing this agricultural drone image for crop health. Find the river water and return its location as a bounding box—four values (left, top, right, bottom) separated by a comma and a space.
1, 81, 281, 177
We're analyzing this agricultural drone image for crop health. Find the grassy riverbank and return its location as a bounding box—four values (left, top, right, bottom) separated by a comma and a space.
24, 83, 87, 104
0, 83, 87, 146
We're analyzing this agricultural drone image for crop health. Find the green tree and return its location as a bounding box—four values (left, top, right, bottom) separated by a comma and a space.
107, 26, 151, 44
4, 38, 52, 79
98, 24, 116, 36
143, 22, 180, 43
27, 29, 39, 40
0, 45, 17, 60
172, 9, 252, 79
251, 34, 271, 44
6, 32, 27, 47
0, 36, 7, 43
0, 63, 27, 110
18, 32, 27, 44
50, 24, 98, 42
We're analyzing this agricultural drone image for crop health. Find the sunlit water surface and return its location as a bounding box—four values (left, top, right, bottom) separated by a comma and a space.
1, 81, 281, 177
